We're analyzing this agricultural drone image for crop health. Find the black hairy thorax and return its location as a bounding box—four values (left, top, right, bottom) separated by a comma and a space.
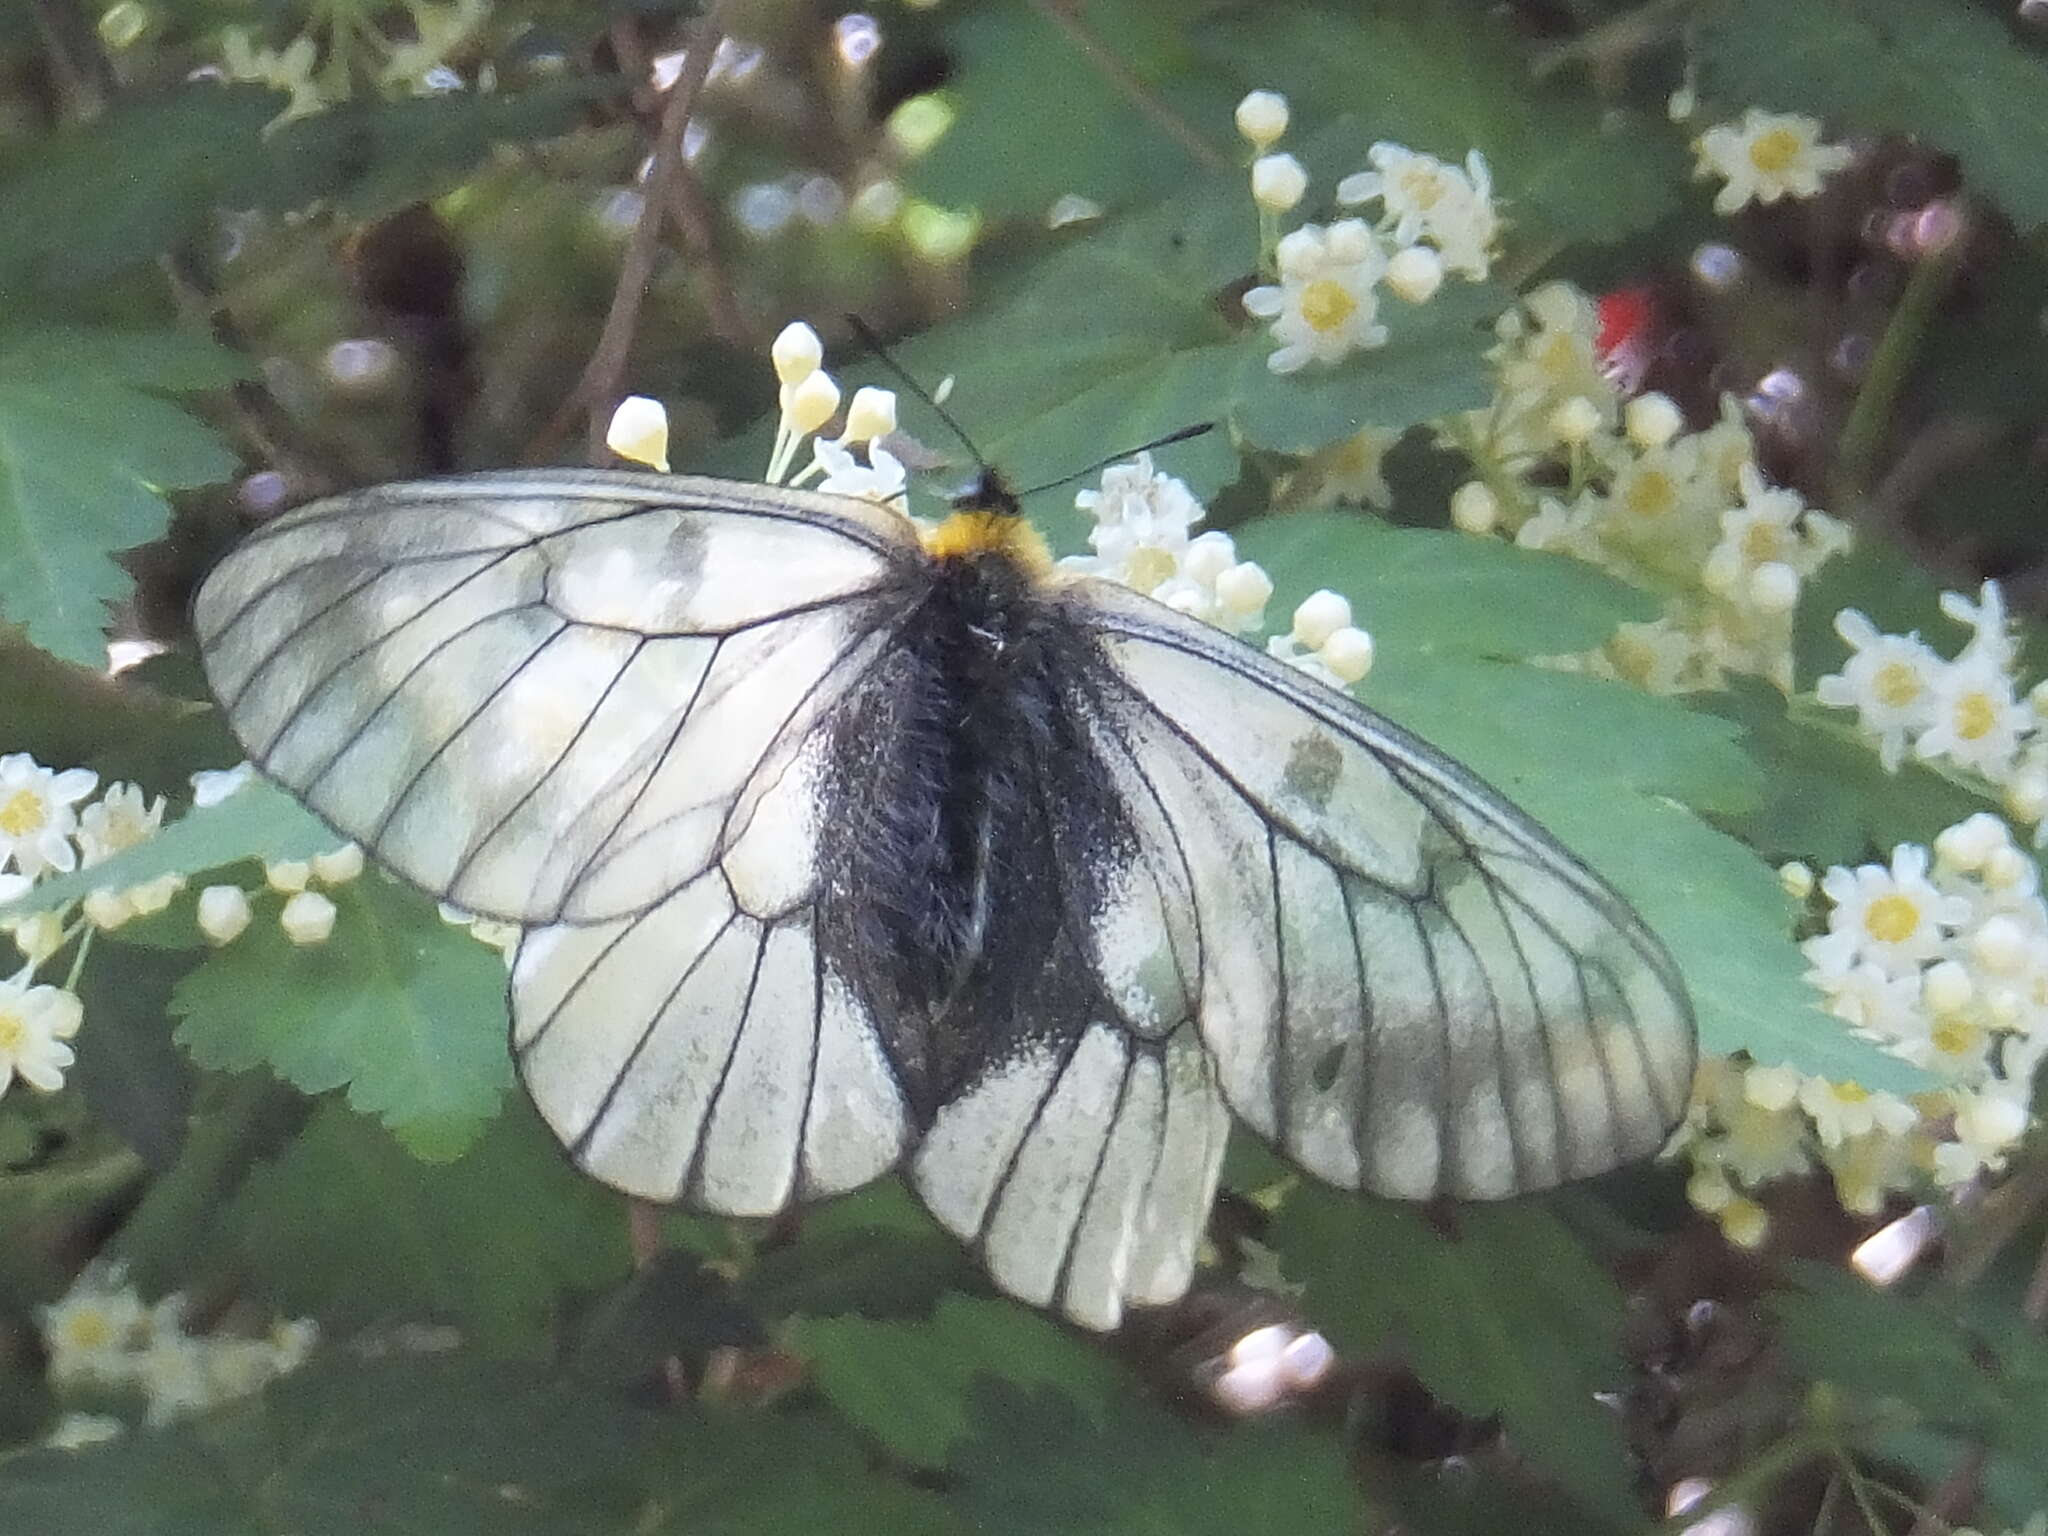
813, 538, 1133, 1126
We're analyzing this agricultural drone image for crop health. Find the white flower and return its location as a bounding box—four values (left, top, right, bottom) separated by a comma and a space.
1241, 220, 1387, 373
0, 970, 83, 1095
1068, 453, 1205, 593
280, 890, 337, 946
1693, 108, 1853, 214
1933, 1079, 2031, 1184
189, 762, 255, 807
1917, 649, 2026, 780
1934, 811, 2011, 874
604, 395, 670, 471
1336, 144, 1497, 279
1815, 611, 1943, 772
40, 1267, 147, 1386
1815, 844, 1970, 977
138, 1332, 216, 1426
809, 436, 908, 509
1309, 427, 1399, 509
44, 1412, 125, 1451
0, 755, 97, 877
1702, 465, 1838, 597
77, 782, 165, 867
1797, 1077, 1916, 1148
1824, 1129, 1918, 1216
1941, 580, 2017, 673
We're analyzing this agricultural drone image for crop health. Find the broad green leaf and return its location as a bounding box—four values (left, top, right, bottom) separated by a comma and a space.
1269, 1188, 1638, 1526
224, 1101, 628, 1357
1240, 512, 1931, 1092
909, 0, 1231, 219
789, 1296, 1131, 1469
1196, 0, 1683, 245
0, 780, 335, 921
947, 1378, 1358, 1536
1700, 0, 2048, 232
0, 328, 243, 666
170, 875, 510, 1157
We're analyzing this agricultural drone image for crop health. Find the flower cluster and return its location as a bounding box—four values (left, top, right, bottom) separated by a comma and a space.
0, 753, 366, 1100
38, 1264, 317, 1433
1678, 811, 2046, 1246
1234, 90, 1498, 376
215, 0, 493, 124
1693, 108, 1853, 216
1816, 580, 2048, 803
1445, 281, 1850, 693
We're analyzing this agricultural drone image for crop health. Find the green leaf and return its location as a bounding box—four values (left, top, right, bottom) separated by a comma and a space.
224, 1100, 629, 1357
170, 875, 510, 1158
789, 1296, 1131, 1469
0, 328, 243, 666
1699, 0, 2048, 232
1239, 511, 1931, 1092
909, 0, 1231, 219
947, 1378, 1358, 1536
0, 636, 236, 798
1196, 0, 1683, 245
1269, 1187, 1637, 1526
0, 780, 336, 921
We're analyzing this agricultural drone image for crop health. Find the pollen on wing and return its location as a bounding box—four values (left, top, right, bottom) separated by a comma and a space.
921, 510, 1053, 574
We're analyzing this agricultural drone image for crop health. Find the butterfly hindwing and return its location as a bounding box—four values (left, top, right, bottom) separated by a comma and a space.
1061, 578, 1697, 1203
193, 470, 921, 925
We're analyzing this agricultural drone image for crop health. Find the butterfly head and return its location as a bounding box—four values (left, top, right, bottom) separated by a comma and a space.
922, 465, 1052, 575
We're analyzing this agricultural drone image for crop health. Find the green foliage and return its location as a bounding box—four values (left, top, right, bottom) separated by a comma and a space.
0, 328, 242, 666
170, 876, 511, 1158
1699, 0, 2048, 232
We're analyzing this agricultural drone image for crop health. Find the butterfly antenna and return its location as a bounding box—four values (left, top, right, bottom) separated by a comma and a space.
843, 313, 990, 473
1014, 422, 1215, 499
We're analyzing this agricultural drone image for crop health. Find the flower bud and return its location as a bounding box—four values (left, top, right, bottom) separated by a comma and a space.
1625, 392, 1684, 449
1550, 396, 1602, 446
280, 890, 337, 947
604, 395, 670, 472
770, 321, 824, 385
265, 860, 311, 894
1319, 626, 1375, 684
1215, 561, 1274, 617
1385, 245, 1444, 305
1291, 590, 1353, 649
781, 369, 842, 436
1250, 154, 1307, 213
312, 844, 366, 885
842, 386, 898, 444
197, 885, 252, 946
1449, 481, 1499, 535
1234, 90, 1289, 151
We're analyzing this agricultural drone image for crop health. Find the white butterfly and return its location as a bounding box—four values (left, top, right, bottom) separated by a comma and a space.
194, 468, 1695, 1330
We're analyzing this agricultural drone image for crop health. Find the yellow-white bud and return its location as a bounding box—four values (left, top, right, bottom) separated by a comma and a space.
1935, 813, 2008, 873
280, 890, 337, 947
82, 888, 132, 930
1955, 1089, 2028, 1150
1182, 531, 1237, 585
1625, 391, 1684, 449
1324, 219, 1376, 264
1291, 590, 1353, 649
2030, 679, 2048, 719
1747, 561, 1801, 615
1973, 915, 2032, 975
1449, 481, 1499, 535
1250, 153, 1307, 213
312, 844, 365, 885
842, 386, 898, 445
781, 369, 842, 437
1234, 90, 1289, 151
1743, 1063, 1801, 1111
771, 320, 824, 385
197, 885, 252, 946
6, 911, 62, 964
1319, 626, 1375, 684
125, 874, 182, 916
1385, 244, 1444, 305
604, 395, 671, 472
1922, 959, 1974, 1016
265, 859, 311, 894
1719, 1199, 1768, 1250
1778, 860, 1814, 900
2005, 773, 2048, 825
1985, 844, 2034, 891
1550, 395, 1602, 446
1216, 561, 1274, 617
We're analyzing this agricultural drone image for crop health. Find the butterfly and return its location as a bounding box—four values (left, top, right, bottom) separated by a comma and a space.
193, 464, 1696, 1330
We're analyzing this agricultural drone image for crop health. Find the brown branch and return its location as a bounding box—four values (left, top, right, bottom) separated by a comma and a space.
550, 1, 734, 466
1025, 0, 1228, 172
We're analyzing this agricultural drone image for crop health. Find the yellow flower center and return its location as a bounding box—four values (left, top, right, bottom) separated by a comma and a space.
1831, 1081, 1871, 1104
1955, 691, 1999, 741
0, 1008, 23, 1054
1863, 894, 1920, 945
1747, 128, 1803, 177
59, 1310, 115, 1352
1873, 661, 1923, 709
1299, 279, 1357, 334
1931, 1017, 1979, 1057
1610, 634, 1654, 686
1622, 469, 1677, 519
1125, 545, 1178, 594
1536, 333, 1580, 380
0, 789, 46, 838
1398, 166, 1445, 209
1742, 521, 1784, 563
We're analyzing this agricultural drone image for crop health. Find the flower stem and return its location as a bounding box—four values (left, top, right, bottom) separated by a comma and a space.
1835, 230, 1963, 508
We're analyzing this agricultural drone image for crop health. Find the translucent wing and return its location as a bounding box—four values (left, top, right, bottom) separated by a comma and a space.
1060, 579, 1697, 1203
194, 470, 921, 925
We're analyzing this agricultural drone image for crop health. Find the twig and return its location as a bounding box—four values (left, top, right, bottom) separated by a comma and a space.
661, 161, 752, 351
1833, 223, 1964, 509
1025, 0, 1228, 172
553, 0, 734, 465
